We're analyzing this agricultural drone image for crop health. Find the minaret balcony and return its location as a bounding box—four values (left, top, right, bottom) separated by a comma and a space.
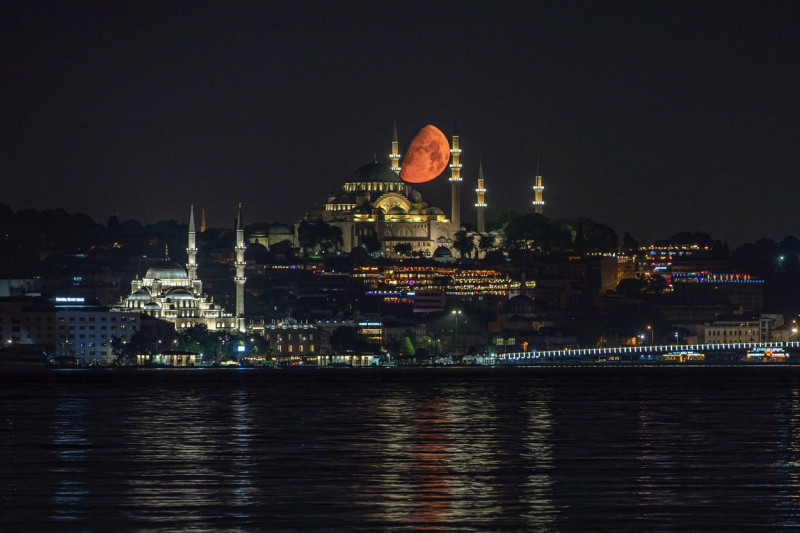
449, 177, 463, 182
449, 163, 462, 168
235, 246, 247, 252
475, 203, 487, 207
235, 261, 247, 267
234, 277, 247, 283
533, 186, 544, 190
532, 201, 545, 205
476, 188, 486, 193
450, 148, 462, 153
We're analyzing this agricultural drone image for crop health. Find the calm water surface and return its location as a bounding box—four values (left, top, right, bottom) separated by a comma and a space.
3, 366, 800, 532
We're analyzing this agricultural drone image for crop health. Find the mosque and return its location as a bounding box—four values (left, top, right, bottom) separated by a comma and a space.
302, 123, 545, 258
115, 205, 247, 332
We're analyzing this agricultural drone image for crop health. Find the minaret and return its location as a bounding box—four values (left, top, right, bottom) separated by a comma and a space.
187, 204, 198, 281
449, 120, 462, 230
475, 161, 487, 233
389, 121, 401, 174
234, 203, 246, 327
533, 156, 545, 214
200, 208, 207, 233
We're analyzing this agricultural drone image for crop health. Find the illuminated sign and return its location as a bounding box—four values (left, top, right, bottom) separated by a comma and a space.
55, 297, 85, 303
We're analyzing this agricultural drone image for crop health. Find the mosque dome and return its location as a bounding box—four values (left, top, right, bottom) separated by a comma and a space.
388, 206, 407, 215
268, 223, 293, 235
129, 289, 152, 301
409, 190, 422, 203
143, 302, 161, 310
425, 207, 445, 215
166, 288, 195, 300
145, 261, 188, 280
349, 162, 401, 183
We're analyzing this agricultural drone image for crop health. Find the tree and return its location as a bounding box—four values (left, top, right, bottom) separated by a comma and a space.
478, 233, 496, 255
393, 243, 413, 257
453, 230, 474, 259
400, 336, 415, 356
330, 326, 359, 353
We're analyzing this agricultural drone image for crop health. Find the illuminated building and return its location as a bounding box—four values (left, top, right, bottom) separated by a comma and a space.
0, 296, 168, 365
353, 264, 520, 310
303, 125, 454, 256
116, 205, 245, 332
390, 121, 402, 174
475, 161, 487, 233
248, 318, 323, 358
672, 271, 765, 314
532, 156, 544, 214
703, 314, 785, 343
449, 121, 462, 230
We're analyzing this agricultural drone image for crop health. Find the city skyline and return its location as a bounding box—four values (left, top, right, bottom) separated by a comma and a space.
3, 1, 799, 246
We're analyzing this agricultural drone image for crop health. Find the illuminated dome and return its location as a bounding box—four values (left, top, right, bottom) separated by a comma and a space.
349, 162, 401, 183
166, 288, 194, 300
129, 289, 151, 301
145, 261, 188, 280
143, 302, 161, 310
388, 206, 407, 215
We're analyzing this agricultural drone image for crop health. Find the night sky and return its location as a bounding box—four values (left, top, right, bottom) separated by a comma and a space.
2, 1, 799, 246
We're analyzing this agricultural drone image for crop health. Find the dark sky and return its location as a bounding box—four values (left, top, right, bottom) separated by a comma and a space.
2, 1, 799, 245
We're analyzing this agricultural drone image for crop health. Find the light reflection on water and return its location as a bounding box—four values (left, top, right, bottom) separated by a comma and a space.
4, 368, 800, 531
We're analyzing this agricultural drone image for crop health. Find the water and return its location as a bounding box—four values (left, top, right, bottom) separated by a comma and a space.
3, 366, 800, 531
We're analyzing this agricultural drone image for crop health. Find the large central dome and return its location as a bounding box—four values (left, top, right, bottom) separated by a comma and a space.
349, 162, 401, 183
145, 261, 188, 280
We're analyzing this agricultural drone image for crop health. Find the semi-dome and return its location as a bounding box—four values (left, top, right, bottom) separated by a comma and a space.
387, 206, 407, 215
166, 288, 195, 300
434, 245, 452, 257
145, 261, 188, 280
129, 289, 152, 301
349, 162, 401, 183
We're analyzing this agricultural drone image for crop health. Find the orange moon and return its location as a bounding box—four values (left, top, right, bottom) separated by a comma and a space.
399, 125, 450, 184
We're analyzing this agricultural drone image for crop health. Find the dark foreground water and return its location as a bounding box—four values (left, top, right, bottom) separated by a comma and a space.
3, 366, 800, 532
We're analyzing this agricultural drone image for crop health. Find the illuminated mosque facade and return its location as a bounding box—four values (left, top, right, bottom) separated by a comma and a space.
303, 124, 463, 257
302, 123, 545, 257
115, 205, 246, 332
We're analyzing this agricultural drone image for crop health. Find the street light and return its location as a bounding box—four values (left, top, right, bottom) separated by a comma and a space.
646, 325, 654, 345
451, 310, 462, 354
674, 331, 679, 345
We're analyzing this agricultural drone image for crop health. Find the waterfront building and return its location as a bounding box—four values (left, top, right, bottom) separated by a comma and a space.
703, 314, 786, 344
248, 318, 326, 358
0, 296, 171, 365
115, 205, 245, 332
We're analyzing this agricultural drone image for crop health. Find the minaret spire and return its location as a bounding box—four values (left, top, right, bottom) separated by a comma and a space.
187, 204, 198, 281
234, 202, 246, 330
475, 160, 487, 233
533, 155, 545, 214
449, 119, 462, 230
200, 208, 206, 233
389, 121, 401, 174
